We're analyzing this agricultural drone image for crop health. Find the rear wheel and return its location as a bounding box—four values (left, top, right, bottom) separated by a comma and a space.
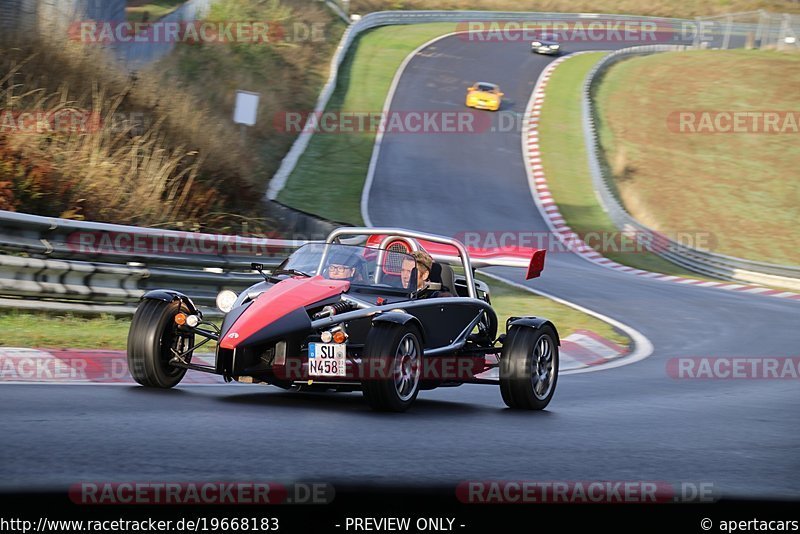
361, 323, 423, 412
499, 326, 558, 410
127, 299, 194, 388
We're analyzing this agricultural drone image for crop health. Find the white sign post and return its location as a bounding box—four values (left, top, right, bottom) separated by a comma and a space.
233, 90, 260, 126
233, 90, 260, 144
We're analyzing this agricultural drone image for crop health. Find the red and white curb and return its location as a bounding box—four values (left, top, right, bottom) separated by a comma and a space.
0, 348, 222, 385
0, 333, 628, 385
523, 52, 800, 302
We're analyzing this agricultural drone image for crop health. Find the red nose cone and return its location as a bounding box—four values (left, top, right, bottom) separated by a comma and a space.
220, 276, 349, 349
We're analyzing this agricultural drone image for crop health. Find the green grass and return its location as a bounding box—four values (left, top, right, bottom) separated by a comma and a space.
126, 0, 186, 22
351, 0, 800, 18
594, 50, 800, 266
537, 52, 719, 278
278, 23, 458, 224
476, 275, 628, 346
0, 312, 133, 350
0, 283, 629, 350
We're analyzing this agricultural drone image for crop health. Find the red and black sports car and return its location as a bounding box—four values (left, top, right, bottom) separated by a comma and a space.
127, 227, 559, 412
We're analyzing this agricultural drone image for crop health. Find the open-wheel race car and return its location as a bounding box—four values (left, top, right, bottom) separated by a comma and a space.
127, 228, 559, 412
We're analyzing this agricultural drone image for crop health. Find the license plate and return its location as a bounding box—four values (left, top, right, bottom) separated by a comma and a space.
308, 343, 346, 377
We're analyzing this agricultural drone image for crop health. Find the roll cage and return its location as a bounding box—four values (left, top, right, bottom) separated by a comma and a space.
326, 227, 479, 299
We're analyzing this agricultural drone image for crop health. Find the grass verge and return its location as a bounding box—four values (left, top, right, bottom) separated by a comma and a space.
351, 0, 800, 18
538, 52, 720, 278
476, 275, 629, 345
594, 49, 800, 266
278, 23, 457, 224
0, 313, 133, 350
0, 278, 628, 351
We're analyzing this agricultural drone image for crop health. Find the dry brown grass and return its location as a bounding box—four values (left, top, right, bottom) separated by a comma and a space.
0, 35, 267, 231
0, 0, 344, 233
351, 0, 800, 17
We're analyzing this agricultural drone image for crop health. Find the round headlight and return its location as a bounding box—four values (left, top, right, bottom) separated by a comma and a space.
216, 290, 238, 313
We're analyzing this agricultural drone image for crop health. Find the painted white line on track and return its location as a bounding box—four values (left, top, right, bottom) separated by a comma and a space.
478, 270, 653, 375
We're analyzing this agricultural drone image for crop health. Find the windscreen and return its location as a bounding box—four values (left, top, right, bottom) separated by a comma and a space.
279, 243, 418, 293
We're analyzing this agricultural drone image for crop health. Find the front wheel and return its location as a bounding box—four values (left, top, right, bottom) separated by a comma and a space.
361, 323, 423, 412
127, 299, 194, 388
499, 325, 558, 410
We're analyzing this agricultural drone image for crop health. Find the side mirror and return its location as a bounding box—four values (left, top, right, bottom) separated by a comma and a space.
498, 92, 505, 97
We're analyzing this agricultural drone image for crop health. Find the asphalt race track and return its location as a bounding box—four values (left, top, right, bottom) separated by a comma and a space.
367, 34, 800, 497
1, 31, 797, 502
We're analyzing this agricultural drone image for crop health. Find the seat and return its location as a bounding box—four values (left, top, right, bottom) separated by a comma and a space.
428, 262, 456, 296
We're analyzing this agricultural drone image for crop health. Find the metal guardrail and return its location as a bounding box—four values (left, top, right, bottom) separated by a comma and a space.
582, 45, 800, 291
0, 210, 301, 313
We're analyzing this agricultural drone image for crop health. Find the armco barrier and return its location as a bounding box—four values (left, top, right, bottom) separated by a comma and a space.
0, 210, 296, 313
582, 45, 800, 290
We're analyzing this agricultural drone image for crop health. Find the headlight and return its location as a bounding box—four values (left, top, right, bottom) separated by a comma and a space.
216, 290, 238, 313
551, 44, 560, 49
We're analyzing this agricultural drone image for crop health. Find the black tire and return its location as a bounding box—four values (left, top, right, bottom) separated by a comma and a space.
361, 323, 423, 412
499, 325, 558, 410
127, 299, 194, 388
